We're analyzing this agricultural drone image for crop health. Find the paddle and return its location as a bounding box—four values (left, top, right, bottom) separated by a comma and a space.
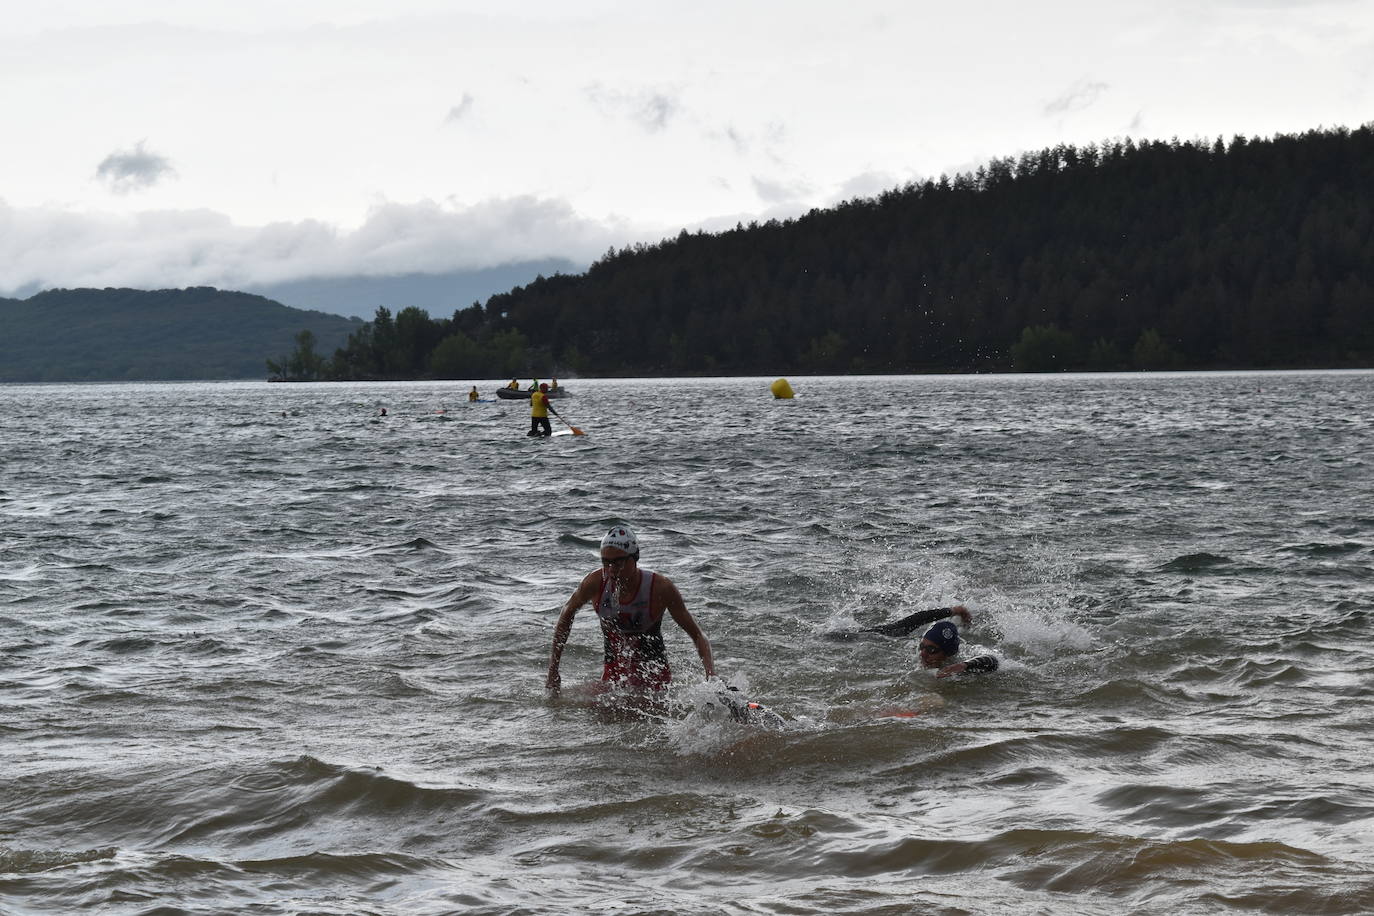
552, 409, 585, 436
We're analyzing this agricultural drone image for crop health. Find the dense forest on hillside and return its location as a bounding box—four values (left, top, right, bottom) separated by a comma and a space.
0, 288, 359, 382
287, 125, 1374, 379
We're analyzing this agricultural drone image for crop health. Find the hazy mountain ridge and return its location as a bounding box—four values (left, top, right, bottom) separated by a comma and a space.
0, 287, 361, 382
244, 259, 580, 320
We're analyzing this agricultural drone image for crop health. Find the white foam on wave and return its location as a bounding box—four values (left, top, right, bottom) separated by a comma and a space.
820, 535, 1093, 667
0, 562, 43, 582
660, 674, 791, 756
998, 604, 1093, 654
0, 844, 117, 873
959, 539, 1093, 658
820, 544, 973, 633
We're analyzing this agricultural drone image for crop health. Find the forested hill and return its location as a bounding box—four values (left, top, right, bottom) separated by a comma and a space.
303, 125, 1374, 380
0, 287, 359, 382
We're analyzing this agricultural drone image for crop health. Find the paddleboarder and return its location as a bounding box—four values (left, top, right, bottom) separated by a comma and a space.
528, 382, 556, 437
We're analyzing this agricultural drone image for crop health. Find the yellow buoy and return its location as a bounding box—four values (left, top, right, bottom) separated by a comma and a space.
770, 378, 794, 399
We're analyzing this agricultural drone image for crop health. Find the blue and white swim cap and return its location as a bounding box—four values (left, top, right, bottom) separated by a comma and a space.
921, 622, 960, 655
600, 525, 639, 555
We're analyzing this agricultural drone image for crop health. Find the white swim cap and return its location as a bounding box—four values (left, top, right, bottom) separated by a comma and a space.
600, 525, 639, 555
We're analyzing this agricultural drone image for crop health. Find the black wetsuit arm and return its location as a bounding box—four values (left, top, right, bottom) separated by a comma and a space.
860, 607, 958, 638
960, 654, 999, 674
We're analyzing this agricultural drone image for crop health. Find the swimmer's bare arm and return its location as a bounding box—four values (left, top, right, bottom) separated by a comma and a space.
658, 575, 715, 678
546, 570, 601, 693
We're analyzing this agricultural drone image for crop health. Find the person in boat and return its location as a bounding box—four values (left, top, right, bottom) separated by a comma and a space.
826, 605, 997, 677
528, 382, 557, 437
546, 525, 715, 694
468, 386, 480, 402
507, 379, 520, 390
550, 377, 559, 392
528, 378, 540, 391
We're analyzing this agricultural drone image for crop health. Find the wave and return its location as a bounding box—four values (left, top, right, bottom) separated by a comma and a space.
0, 844, 116, 874
665, 818, 1347, 912
991, 830, 1329, 896
0, 563, 43, 582
1097, 783, 1374, 831
73, 757, 488, 853
0, 848, 452, 915
364, 537, 444, 555
89, 636, 161, 654
1278, 540, 1371, 558
879, 725, 1177, 778
1160, 552, 1233, 572
5, 757, 491, 855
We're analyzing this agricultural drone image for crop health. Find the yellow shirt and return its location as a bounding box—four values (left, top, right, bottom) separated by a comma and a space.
530, 391, 550, 418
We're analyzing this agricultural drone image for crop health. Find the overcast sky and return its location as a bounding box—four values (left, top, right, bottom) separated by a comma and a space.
2, 0, 1371, 295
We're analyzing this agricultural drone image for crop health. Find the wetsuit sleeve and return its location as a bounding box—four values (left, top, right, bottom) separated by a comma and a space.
961, 654, 999, 674
860, 607, 958, 638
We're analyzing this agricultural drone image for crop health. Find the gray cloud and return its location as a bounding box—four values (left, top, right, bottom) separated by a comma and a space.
0, 196, 637, 297
835, 170, 906, 201
636, 93, 677, 132
711, 121, 789, 167
751, 175, 813, 206
584, 83, 681, 133
95, 141, 176, 194
1044, 80, 1110, 117
445, 93, 475, 124
1217, 0, 1359, 6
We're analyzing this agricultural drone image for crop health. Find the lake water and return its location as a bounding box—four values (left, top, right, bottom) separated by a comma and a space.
2, 372, 1372, 915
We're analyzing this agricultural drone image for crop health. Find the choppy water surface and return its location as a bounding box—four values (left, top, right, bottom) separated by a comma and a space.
2, 372, 1372, 915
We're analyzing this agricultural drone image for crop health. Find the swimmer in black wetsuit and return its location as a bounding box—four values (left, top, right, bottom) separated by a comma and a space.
825, 604, 972, 640
828, 605, 998, 678
917, 619, 998, 679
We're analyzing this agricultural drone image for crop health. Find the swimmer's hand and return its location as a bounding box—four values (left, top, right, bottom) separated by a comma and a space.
935, 662, 968, 679
951, 605, 972, 625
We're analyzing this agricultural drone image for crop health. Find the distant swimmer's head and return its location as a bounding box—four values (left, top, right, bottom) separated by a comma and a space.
919, 622, 959, 667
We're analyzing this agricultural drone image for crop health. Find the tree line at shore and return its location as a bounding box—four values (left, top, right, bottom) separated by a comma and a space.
270, 124, 1374, 380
